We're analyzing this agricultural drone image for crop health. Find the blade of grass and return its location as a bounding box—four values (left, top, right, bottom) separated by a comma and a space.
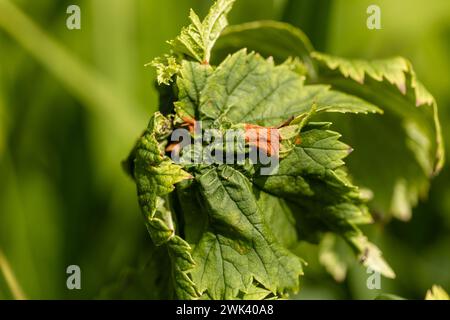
0, 249, 27, 300
0, 150, 42, 298
0, 0, 145, 139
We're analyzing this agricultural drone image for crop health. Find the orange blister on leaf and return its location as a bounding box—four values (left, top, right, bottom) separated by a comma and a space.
244, 124, 281, 156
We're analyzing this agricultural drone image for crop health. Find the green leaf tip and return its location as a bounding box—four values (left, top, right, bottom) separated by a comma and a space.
149, 0, 235, 85
169, 0, 236, 64
149, 54, 182, 85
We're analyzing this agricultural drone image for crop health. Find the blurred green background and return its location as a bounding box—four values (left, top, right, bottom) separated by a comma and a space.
0, 0, 449, 299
